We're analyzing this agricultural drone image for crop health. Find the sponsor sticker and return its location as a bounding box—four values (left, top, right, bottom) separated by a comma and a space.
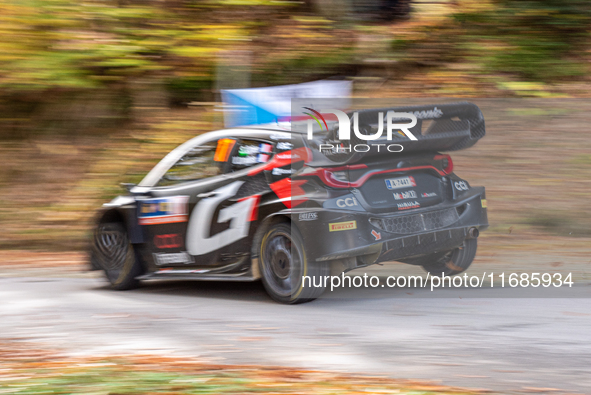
238, 145, 260, 156
259, 143, 273, 153
371, 229, 382, 241
393, 190, 417, 200
154, 234, 183, 249
152, 251, 194, 265
329, 221, 357, 232
421, 192, 437, 198
336, 197, 358, 208
272, 167, 293, 175
409, 107, 443, 120
324, 195, 365, 212
257, 153, 270, 163
275, 153, 292, 160
481, 199, 487, 208
397, 201, 420, 210
138, 196, 189, 225
379, 108, 442, 122
236, 143, 272, 164
232, 155, 258, 165
299, 212, 318, 221
454, 181, 469, 191
385, 176, 416, 190
276, 142, 293, 150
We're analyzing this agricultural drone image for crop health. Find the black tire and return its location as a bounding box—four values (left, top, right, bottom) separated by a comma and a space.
93, 222, 142, 290
420, 238, 478, 276
258, 222, 328, 304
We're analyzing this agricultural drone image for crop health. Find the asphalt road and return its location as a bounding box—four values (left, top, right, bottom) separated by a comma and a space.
1, 274, 591, 394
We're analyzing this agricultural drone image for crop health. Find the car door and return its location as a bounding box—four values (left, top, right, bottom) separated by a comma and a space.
140, 136, 237, 270
209, 138, 277, 263
140, 135, 275, 271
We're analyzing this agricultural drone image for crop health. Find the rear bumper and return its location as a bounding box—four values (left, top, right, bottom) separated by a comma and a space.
294, 187, 488, 263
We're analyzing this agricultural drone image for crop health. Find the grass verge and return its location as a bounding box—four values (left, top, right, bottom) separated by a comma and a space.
0, 342, 484, 395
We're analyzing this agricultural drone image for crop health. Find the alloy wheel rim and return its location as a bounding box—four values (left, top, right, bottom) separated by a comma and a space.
263, 230, 301, 297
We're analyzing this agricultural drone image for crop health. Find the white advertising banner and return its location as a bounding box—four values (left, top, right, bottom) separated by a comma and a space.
221, 80, 352, 127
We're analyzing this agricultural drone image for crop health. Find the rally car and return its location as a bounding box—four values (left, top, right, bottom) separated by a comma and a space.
91, 102, 488, 303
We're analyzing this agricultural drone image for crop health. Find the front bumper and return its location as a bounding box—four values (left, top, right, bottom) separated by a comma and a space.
294, 187, 488, 263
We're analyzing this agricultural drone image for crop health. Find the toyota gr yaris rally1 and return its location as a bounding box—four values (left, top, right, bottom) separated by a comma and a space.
91, 102, 488, 303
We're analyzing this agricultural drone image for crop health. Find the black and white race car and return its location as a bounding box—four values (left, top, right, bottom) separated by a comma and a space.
91, 102, 488, 303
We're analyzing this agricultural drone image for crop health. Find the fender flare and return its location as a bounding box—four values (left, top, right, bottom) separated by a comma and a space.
249, 211, 296, 280
95, 205, 143, 244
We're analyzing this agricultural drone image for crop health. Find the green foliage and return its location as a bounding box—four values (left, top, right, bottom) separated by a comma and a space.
0, 0, 352, 127
0, 1, 161, 92
454, 0, 591, 80
1, 354, 482, 395
260, 48, 355, 86
387, 0, 591, 82
495, 0, 591, 36
166, 76, 214, 105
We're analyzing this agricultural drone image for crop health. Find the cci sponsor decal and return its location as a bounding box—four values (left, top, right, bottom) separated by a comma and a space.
336, 197, 358, 208
385, 176, 416, 190
323, 194, 365, 212
154, 234, 183, 249
454, 181, 469, 191
329, 221, 357, 232
393, 190, 417, 200
397, 201, 420, 210
138, 196, 189, 225
299, 212, 318, 221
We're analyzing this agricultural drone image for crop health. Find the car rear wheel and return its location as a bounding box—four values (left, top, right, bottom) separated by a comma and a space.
420, 238, 477, 277
93, 222, 142, 290
259, 222, 328, 304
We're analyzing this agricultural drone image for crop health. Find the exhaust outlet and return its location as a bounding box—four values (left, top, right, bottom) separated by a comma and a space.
467, 227, 479, 239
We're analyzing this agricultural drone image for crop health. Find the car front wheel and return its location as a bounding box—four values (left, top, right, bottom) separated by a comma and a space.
93, 222, 142, 290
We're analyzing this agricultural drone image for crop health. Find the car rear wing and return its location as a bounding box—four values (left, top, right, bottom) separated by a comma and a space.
351, 101, 485, 153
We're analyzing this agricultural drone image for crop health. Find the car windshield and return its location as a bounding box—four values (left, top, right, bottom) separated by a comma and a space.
137, 134, 219, 188
136, 130, 275, 188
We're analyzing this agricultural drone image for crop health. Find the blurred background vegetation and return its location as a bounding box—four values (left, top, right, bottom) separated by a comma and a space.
1, 0, 591, 251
